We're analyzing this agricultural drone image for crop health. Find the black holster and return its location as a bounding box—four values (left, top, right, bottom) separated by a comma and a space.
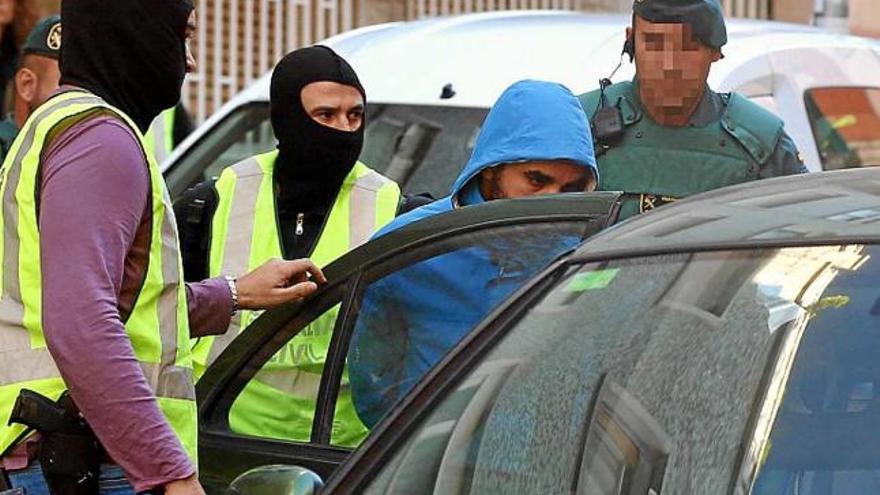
7, 389, 101, 495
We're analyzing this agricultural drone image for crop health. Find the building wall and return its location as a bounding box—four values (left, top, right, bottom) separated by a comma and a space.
849, 0, 880, 38
14, 0, 59, 47
771, 0, 813, 24
17, 0, 804, 124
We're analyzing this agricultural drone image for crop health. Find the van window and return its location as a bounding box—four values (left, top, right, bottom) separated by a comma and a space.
164, 103, 273, 198
805, 87, 880, 170
163, 102, 487, 199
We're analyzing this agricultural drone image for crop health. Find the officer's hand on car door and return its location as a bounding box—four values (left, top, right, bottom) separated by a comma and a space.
235, 258, 327, 309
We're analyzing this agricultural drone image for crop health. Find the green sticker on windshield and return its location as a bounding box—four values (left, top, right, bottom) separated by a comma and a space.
565, 269, 619, 292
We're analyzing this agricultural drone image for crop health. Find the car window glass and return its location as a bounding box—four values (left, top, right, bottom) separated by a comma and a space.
751, 246, 880, 494
359, 245, 879, 495
227, 304, 347, 445
344, 222, 586, 444
361, 105, 487, 198
165, 103, 273, 198
225, 219, 590, 449
165, 103, 487, 200
805, 87, 880, 170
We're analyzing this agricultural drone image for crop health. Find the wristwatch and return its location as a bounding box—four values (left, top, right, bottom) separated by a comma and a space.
224, 275, 240, 314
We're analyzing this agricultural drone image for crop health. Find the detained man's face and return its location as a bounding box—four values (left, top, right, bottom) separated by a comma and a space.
630, 15, 721, 122
300, 81, 364, 132
479, 160, 595, 200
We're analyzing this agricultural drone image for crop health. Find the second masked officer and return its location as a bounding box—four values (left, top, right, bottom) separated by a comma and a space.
175, 46, 400, 446
579, 0, 807, 221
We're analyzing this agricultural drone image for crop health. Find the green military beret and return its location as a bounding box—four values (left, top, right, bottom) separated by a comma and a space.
633, 0, 727, 49
22, 15, 61, 60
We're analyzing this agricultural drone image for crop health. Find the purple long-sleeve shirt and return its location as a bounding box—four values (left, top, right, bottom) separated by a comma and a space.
28, 111, 232, 491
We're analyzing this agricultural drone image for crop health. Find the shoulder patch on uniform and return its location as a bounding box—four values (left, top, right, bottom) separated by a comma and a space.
639, 194, 678, 213
721, 93, 784, 165
47, 22, 62, 51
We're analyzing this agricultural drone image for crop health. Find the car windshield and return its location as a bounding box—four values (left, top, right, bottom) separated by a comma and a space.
163, 102, 487, 199
359, 244, 880, 495
805, 87, 880, 170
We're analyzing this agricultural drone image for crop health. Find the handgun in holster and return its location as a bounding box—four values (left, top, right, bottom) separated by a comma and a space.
8, 389, 102, 495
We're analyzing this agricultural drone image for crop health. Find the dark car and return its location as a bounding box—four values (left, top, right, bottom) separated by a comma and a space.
196, 192, 623, 493
223, 168, 880, 495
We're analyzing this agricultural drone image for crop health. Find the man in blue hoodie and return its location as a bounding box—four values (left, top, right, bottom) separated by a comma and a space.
348, 80, 599, 428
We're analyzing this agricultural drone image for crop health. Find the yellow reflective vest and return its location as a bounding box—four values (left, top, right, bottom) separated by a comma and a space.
191, 150, 399, 446
0, 91, 197, 461
145, 106, 176, 163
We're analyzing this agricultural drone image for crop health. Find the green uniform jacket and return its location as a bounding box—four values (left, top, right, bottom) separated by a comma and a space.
579, 80, 807, 220
0, 117, 18, 164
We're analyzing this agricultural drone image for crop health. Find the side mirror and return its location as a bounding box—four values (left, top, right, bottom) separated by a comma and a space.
226, 465, 324, 495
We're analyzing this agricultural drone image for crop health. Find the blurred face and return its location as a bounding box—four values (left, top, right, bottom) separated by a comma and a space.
0, 0, 14, 28
185, 11, 197, 73
479, 160, 595, 201
300, 81, 364, 132
630, 15, 721, 126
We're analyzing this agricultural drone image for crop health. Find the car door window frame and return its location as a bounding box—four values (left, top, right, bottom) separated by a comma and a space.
803, 86, 880, 171
323, 237, 880, 494
324, 255, 574, 493
195, 193, 622, 484
164, 102, 272, 198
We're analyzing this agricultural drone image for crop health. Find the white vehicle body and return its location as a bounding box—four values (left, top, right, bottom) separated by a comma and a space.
163, 11, 880, 197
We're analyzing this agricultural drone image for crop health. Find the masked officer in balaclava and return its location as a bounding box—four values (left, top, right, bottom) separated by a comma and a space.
175, 46, 400, 446
579, 0, 807, 221
0, 1, 324, 493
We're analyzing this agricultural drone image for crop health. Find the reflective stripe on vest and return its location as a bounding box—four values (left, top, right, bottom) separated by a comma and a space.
145, 107, 176, 164
0, 91, 197, 460
192, 150, 399, 446
196, 150, 400, 370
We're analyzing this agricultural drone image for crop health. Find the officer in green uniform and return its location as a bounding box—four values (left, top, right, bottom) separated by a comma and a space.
0, 15, 61, 162
579, 0, 807, 220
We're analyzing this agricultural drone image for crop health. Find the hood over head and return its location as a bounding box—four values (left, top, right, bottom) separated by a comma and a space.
270, 45, 366, 209
450, 79, 598, 201
372, 79, 599, 241
60, 0, 193, 132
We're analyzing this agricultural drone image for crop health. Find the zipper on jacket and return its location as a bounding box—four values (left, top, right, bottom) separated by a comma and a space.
295, 213, 305, 236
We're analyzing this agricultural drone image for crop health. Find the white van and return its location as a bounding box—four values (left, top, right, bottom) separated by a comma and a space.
162, 10, 880, 199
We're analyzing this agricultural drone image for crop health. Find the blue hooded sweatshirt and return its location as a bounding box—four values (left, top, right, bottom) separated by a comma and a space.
348, 80, 598, 427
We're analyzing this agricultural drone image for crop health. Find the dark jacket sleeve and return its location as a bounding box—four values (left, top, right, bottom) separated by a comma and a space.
349, 277, 410, 428
173, 178, 219, 282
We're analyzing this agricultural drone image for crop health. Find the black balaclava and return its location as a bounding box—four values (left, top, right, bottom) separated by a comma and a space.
270, 46, 366, 210
60, 0, 193, 132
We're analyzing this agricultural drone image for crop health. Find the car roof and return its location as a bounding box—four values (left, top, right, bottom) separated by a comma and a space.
229, 10, 876, 108
575, 168, 880, 260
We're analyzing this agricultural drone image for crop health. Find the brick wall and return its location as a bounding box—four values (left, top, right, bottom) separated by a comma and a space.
849, 0, 880, 38
20, 0, 805, 123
